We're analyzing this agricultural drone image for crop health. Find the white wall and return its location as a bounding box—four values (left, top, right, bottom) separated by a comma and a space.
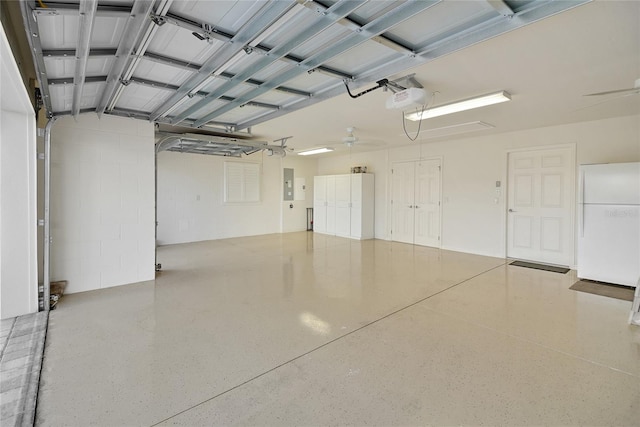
50, 114, 155, 294
318, 115, 640, 260
157, 150, 317, 244
0, 22, 39, 319
157, 151, 279, 243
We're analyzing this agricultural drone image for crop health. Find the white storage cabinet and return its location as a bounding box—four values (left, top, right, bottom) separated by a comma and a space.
313, 173, 374, 239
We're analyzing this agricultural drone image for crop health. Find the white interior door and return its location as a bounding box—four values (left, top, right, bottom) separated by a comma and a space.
391, 162, 415, 244
415, 159, 441, 247
507, 147, 574, 266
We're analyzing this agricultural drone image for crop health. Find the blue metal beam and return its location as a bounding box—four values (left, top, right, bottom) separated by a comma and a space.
72, 0, 98, 118
148, 0, 294, 121
95, 0, 157, 116
193, 0, 440, 128
170, 0, 367, 125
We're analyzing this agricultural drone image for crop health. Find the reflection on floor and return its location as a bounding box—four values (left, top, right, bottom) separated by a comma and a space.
36, 232, 639, 426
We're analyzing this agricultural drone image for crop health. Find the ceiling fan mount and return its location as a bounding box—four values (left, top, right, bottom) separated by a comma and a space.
342, 127, 359, 146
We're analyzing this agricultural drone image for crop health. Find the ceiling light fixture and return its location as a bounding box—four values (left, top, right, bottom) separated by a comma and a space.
405, 91, 511, 121
297, 147, 334, 156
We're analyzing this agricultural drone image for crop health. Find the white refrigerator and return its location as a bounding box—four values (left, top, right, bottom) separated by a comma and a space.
578, 162, 640, 287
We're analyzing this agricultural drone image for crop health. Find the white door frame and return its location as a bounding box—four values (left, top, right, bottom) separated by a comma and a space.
390, 157, 443, 248
504, 143, 576, 267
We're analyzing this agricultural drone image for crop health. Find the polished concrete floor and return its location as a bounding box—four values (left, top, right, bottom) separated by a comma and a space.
37, 232, 639, 426
1, 312, 47, 426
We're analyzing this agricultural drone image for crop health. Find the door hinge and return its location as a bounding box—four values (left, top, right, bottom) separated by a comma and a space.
37, 153, 45, 160
438, 236, 440, 240
391, 169, 394, 174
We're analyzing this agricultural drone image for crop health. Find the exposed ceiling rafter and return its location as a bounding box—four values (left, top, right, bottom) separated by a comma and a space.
43, 48, 117, 58
486, 0, 515, 17
72, 0, 98, 118
140, 51, 312, 98
50, 76, 107, 85
128, 76, 281, 110
148, 0, 293, 121
305, 0, 416, 55
192, 0, 439, 128
95, 0, 157, 116
170, 0, 368, 125
33, 2, 132, 18
151, 7, 353, 81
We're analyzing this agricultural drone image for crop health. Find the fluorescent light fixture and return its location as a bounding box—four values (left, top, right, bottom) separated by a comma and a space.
398, 121, 495, 140
405, 91, 511, 121
297, 147, 334, 156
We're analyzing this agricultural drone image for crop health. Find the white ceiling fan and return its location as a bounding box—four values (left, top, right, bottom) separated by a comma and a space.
343, 127, 359, 147
584, 78, 640, 98
327, 127, 384, 151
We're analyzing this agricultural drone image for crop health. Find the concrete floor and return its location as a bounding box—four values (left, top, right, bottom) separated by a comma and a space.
36, 232, 639, 425
1, 312, 48, 427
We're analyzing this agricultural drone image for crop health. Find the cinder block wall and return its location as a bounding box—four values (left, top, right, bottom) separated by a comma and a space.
50, 114, 155, 294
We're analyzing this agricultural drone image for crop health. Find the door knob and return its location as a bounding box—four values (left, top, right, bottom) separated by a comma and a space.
409, 205, 414, 208
415, 205, 420, 209
508, 208, 516, 212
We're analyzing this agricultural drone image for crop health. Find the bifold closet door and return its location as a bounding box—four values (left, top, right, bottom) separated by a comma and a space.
414, 160, 441, 247
392, 160, 441, 247
391, 162, 416, 244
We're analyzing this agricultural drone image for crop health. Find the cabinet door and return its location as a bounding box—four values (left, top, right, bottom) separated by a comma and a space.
353, 174, 375, 239
325, 175, 336, 234
350, 175, 363, 238
313, 176, 327, 233
334, 175, 351, 237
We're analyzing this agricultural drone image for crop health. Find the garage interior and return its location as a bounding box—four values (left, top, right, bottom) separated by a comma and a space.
1, 0, 639, 425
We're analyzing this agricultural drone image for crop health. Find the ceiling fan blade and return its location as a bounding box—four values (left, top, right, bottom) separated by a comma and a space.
584, 87, 638, 96
575, 91, 640, 111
